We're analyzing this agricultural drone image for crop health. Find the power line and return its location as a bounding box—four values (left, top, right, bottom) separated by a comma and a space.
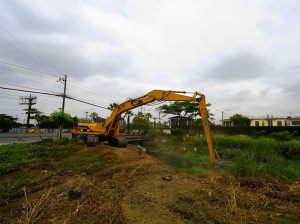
0, 60, 120, 103
66, 95, 109, 110
1, 82, 58, 94
0, 86, 60, 96
0, 86, 110, 110
0, 25, 62, 75
0, 60, 59, 78
68, 77, 122, 102
0, 35, 52, 73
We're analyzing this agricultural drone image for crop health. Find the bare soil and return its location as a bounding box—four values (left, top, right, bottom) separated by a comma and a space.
0, 144, 299, 223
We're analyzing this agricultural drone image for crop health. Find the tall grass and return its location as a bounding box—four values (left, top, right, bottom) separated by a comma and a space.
156, 134, 300, 180
0, 138, 81, 175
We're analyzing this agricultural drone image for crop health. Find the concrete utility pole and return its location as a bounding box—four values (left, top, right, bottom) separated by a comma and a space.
58, 75, 67, 140
19, 95, 37, 129
216, 109, 229, 126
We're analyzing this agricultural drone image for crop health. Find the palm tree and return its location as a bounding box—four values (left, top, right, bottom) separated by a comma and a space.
124, 110, 134, 133
108, 102, 119, 111
90, 112, 98, 122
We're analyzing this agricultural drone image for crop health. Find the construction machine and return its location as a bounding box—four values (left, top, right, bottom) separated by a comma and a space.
74, 90, 216, 165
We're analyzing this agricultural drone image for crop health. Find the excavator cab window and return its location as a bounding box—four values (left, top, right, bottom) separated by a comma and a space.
119, 118, 126, 133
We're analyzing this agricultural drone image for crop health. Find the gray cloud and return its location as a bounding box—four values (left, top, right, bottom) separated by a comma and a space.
1, 0, 300, 122
204, 52, 272, 82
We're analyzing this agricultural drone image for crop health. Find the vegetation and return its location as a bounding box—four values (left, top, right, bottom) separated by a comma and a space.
0, 113, 21, 132
131, 112, 152, 134
107, 102, 119, 111
0, 178, 36, 198
158, 101, 213, 119
0, 138, 80, 175
89, 112, 98, 122
0, 134, 299, 223
154, 134, 300, 180
229, 114, 251, 127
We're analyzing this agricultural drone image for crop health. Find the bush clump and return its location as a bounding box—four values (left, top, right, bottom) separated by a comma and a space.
278, 140, 300, 160
269, 131, 294, 141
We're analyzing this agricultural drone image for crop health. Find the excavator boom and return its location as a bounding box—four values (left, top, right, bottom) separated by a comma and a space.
75, 90, 216, 165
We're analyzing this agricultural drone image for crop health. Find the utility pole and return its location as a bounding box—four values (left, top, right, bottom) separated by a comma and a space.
85, 112, 88, 120
58, 75, 67, 140
158, 111, 161, 124
216, 109, 229, 126
19, 95, 37, 129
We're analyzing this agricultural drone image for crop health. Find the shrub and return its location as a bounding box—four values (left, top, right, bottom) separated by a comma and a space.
278, 141, 300, 160
171, 128, 184, 137
269, 131, 294, 141
252, 130, 266, 138
218, 148, 241, 160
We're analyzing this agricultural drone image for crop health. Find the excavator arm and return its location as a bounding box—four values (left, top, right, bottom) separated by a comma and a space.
104, 90, 216, 165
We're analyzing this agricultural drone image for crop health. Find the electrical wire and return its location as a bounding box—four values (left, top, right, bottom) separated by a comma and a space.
0, 86, 110, 110
0, 60, 60, 78
0, 25, 62, 76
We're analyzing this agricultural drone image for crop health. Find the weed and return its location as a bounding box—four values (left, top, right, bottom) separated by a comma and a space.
278, 140, 300, 160
0, 178, 35, 198
154, 134, 300, 180
0, 140, 81, 175
17, 188, 54, 224
270, 131, 294, 141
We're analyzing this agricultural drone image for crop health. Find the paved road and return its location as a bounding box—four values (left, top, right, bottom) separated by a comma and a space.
0, 133, 71, 145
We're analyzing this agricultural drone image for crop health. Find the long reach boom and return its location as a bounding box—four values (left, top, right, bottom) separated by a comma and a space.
75, 90, 216, 165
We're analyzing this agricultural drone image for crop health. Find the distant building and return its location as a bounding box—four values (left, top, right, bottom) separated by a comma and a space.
290, 116, 300, 126
169, 116, 195, 129
223, 119, 232, 127
250, 117, 288, 127
223, 116, 300, 127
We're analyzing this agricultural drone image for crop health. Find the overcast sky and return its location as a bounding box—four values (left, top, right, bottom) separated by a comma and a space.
0, 0, 300, 123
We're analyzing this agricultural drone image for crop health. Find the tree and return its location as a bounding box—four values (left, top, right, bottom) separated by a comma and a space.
124, 110, 134, 133
158, 101, 214, 119
38, 115, 56, 129
50, 111, 72, 127
230, 114, 251, 127
108, 102, 119, 111
33, 109, 43, 125
131, 112, 152, 134
0, 114, 21, 132
90, 112, 98, 122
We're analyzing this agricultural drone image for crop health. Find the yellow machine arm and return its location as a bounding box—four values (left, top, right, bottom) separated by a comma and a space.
104, 90, 216, 165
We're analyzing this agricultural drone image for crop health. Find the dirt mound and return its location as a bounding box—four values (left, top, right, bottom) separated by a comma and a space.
0, 144, 299, 223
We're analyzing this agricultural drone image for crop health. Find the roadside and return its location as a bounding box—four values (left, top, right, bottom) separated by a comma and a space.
0, 141, 299, 223
0, 133, 71, 145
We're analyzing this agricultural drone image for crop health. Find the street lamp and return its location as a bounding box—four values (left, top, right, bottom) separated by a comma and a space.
216, 109, 229, 126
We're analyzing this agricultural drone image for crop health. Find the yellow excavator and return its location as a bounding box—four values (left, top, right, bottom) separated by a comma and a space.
74, 90, 216, 165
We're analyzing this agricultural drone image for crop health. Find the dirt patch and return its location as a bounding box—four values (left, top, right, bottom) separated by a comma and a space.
0, 144, 299, 223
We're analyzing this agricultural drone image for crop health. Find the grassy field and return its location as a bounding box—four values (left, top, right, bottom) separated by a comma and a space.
153, 134, 300, 180
0, 138, 104, 200
0, 138, 299, 223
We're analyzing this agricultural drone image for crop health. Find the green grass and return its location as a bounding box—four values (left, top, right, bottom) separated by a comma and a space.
156, 134, 300, 180
0, 178, 35, 198
0, 138, 81, 175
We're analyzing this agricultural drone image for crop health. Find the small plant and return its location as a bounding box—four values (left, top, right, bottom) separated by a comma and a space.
0, 178, 35, 198
218, 148, 241, 160
269, 131, 294, 141
278, 140, 300, 160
